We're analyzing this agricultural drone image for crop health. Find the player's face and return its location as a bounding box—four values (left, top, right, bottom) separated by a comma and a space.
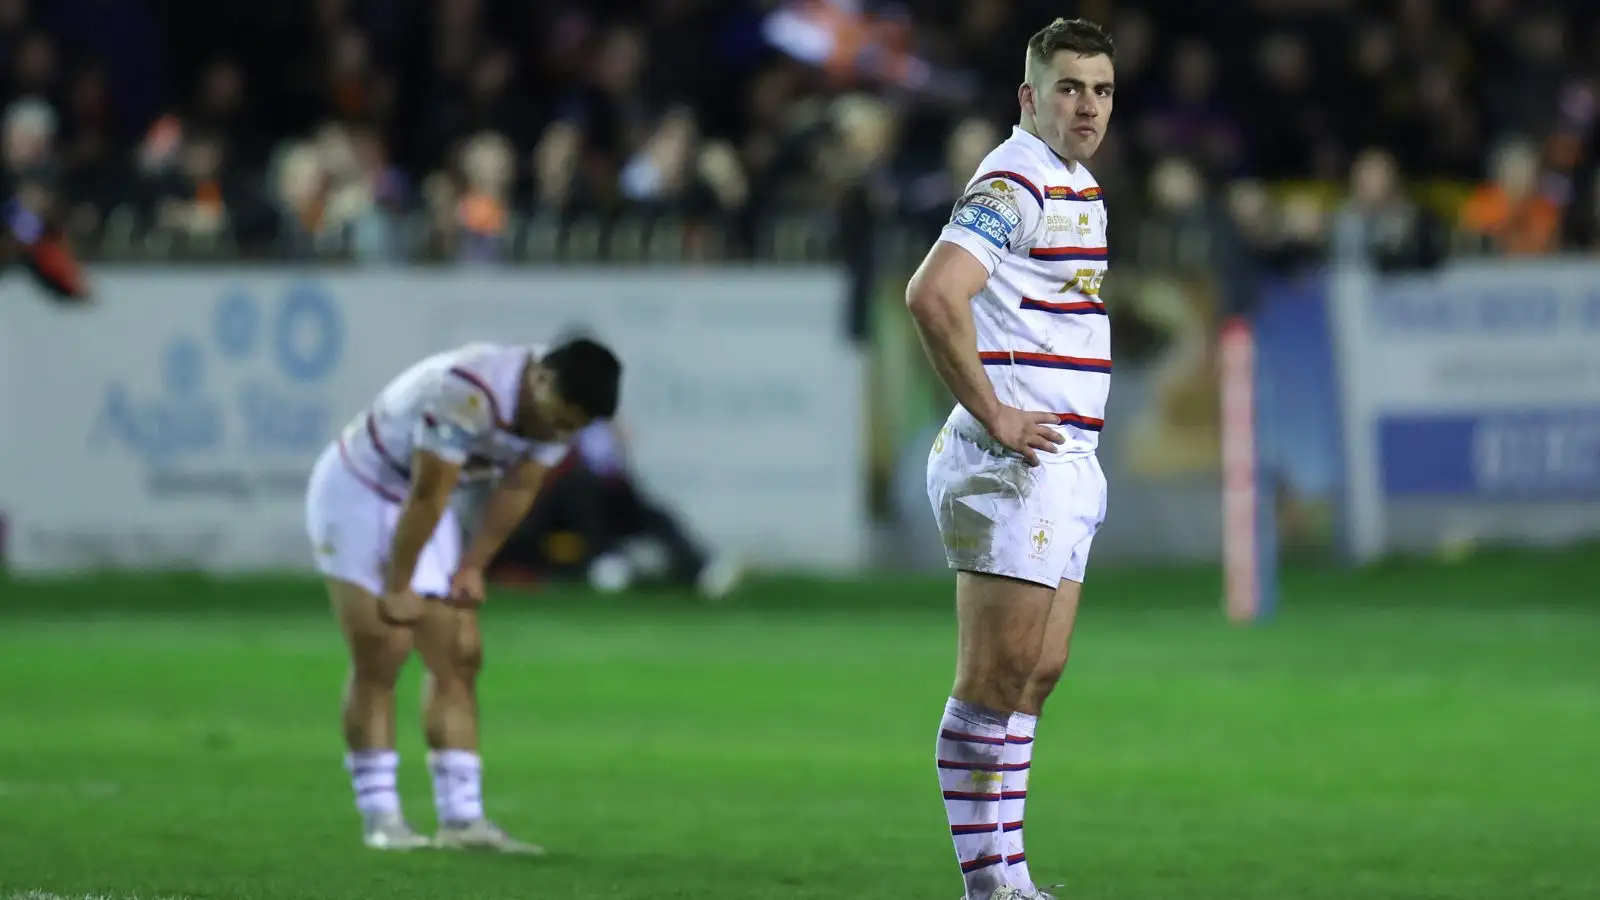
523, 370, 594, 441
1024, 51, 1115, 162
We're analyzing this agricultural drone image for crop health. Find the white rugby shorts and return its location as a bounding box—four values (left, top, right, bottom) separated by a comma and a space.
926, 408, 1107, 587
304, 442, 462, 597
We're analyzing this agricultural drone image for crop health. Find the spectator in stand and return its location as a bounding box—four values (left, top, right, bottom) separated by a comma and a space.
57, 60, 117, 226
527, 119, 590, 217
9, 29, 59, 108
1340, 147, 1443, 271
1460, 138, 1564, 256
618, 107, 700, 210
902, 115, 998, 228
1568, 174, 1600, 253
272, 139, 328, 252
761, 0, 934, 94
1138, 40, 1245, 178
188, 61, 264, 169
1, 193, 88, 299
455, 129, 513, 263
149, 129, 229, 239
3, 96, 56, 194
5, 0, 1600, 259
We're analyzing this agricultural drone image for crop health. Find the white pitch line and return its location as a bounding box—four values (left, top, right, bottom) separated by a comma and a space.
9, 883, 192, 890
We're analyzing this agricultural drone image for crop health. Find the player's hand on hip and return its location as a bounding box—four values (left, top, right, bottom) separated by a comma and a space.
377, 588, 425, 626
447, 566, 487, 607
987, 406, 1064, 466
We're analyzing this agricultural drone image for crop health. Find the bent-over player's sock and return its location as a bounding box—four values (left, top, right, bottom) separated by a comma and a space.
429, 749, 485, 825
1002, 712, 1038, 890
938, 697, 1011, 899
345, 749, 401, 820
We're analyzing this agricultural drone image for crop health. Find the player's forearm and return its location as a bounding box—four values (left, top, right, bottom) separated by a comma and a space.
459, 485, 539, 571
384, 496, 449, 593
907, 286, 1002, 429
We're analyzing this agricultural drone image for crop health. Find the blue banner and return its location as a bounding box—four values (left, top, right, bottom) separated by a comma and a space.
1254, 276, 1345, 554
1380, 410, 1600, 498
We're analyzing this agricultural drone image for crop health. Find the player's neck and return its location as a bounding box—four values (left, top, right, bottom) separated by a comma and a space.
1018, 117, 1079, 171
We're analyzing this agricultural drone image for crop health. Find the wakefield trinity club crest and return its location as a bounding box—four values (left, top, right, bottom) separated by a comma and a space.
1030, 520, 1054, 558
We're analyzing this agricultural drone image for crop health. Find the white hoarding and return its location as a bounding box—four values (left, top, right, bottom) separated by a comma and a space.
0, 267, 865, 573
1329, 259, 1600, 560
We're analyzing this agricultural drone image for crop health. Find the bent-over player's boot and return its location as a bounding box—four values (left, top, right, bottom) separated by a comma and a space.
361, 811, 431, 850
433, 818, 546, 854
1030, 884, 1066, 900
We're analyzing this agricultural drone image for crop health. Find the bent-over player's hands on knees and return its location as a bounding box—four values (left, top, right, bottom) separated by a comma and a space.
985, 406, 1065, 466
447, 566, 488, 608
377, 588, 426, 625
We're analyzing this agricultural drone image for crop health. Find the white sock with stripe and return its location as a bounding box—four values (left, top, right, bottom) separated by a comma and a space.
429, 749, 485, 825
345, 749, 401, 819
938, 697, 1011, 899
1002, 712, 1038, 890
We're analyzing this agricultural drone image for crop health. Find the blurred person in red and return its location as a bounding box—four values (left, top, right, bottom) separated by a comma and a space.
1459, 137, 1563, 256
3, 99, 88, 301
2, 192, 89, 301
762, 0, 933, 93
905, 17, 1117, 900
455, 131, 513, 263
758, 0, 985, 101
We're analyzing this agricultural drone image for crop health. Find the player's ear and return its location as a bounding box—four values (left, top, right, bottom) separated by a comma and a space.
1018, 81, 1035, 117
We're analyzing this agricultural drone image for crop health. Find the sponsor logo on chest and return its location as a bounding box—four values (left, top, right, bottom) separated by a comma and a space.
1046, 210, 1100, 238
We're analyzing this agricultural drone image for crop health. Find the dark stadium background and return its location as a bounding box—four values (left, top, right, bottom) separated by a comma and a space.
2, 2, 1598, 899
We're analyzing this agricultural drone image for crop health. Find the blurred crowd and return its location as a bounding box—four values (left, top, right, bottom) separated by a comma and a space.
6, 0, 1600, 264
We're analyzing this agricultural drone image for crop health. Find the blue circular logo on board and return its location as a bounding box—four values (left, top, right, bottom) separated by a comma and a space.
162, 337, 205, 395
274, 282, 343, 383
213, 289, 260, 360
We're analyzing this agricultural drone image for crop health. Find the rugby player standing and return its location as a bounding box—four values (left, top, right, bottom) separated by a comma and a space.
906, 18, 1117, 900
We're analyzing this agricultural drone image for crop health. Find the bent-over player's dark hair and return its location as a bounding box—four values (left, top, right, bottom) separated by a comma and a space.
1026, 17, 1116, 75
542, 337, 622, 419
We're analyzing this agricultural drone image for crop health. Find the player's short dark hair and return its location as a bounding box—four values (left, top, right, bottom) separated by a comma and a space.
1027, 17, 1116, 72
542, 337, 621, 419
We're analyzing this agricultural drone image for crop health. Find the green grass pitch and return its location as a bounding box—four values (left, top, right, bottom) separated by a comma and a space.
1, 549, 1597, 900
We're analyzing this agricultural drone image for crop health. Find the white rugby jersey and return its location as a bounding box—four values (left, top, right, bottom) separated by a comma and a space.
937, 126, 1111, 455
337, 343, 571, 502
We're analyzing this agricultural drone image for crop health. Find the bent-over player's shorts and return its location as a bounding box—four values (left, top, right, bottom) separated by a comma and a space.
304, 442, 462, 597
926, 408, 1108, 587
